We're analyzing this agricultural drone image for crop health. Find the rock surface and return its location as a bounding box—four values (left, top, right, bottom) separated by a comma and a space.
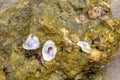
1, 0, 119, 80
104, 0, 120, 80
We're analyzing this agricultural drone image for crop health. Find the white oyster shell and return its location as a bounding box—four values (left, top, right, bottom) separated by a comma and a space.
22, 34, 40, 50
42, 40, 57, 61
77, 41, 91, 53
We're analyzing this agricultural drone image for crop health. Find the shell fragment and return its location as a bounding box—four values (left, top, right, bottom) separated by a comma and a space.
77, 41, 91, 53
22, 34, 40, 50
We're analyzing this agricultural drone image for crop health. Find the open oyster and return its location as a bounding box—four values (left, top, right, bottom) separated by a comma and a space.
42, 40, 57, 61
22, 34, 40, 50
0, 0, 120, 80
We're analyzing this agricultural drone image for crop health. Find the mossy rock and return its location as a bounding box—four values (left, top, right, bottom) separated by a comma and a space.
0, 0, 120, 80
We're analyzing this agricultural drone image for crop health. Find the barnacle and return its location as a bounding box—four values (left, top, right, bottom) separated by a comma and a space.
89, 48, 101, 62
88, 7, 101, 19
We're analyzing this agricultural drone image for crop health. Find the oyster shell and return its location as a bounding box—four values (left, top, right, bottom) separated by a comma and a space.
42, 40, 57, 61
22, 34, 40, 50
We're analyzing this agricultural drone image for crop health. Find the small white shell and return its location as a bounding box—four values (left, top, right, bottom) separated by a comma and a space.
77, 41, 91, 53
22, 34, 40, 50
42, 40, 57, 61
75, 17, 81, 23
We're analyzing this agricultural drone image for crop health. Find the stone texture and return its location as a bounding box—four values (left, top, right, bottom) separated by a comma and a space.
0, 0, 120, 80
104, 0, 120, 80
